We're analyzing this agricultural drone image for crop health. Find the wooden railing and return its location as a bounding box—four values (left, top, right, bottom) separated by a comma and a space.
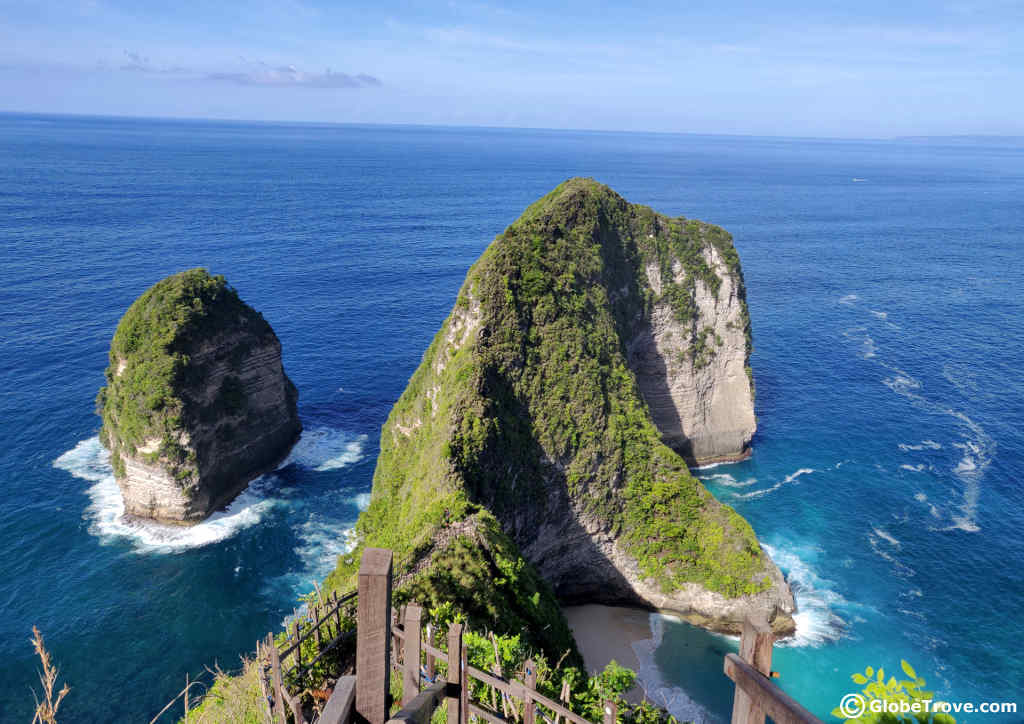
723, 618, 823, 724
260, 588, 358, 724
256, 547, 824, 724
389, 608, 618, 724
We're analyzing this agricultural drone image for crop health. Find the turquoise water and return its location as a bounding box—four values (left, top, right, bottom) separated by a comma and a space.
1, 113, 1021, 722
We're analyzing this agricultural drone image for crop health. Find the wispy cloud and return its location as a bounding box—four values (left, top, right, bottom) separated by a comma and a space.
113, 52, 381, 89
120, 50, 188, 74
208, 64, 381, 88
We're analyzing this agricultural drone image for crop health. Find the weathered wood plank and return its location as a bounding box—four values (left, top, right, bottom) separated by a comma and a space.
469, 701, 508, 724
387, 680, 447, 724
723, 655, 822, 724
467, 665, 512, 695
320, 676, 358, 724
447, 624, 464, 724
602, 700, 617, 724
459, 643, 469, 724
425, 623, 436, 682
423, 641, 447, 663
526, 688, 592, 724
356, 547, 393, 724
730, 618, 774, 724
403, 605, 423, 706
524, 660, 537, 724
268, 633, 287, 724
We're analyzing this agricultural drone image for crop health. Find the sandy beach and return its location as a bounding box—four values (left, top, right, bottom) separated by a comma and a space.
564, 604, 654, 703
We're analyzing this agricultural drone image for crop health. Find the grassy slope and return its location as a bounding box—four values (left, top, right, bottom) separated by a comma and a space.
326, 179, 771, 655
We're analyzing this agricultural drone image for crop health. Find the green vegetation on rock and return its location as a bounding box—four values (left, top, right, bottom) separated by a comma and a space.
329, 178, 772, 656
96, 268, 289, 494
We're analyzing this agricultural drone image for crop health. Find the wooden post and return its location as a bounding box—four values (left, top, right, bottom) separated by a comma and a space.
357, 548, 394, 724
403, 605, 423, 705
334, 591, 343, 636
459, 643, 469, 724
268, 633, 287, 724
603, 700, 618, 724
523, 660, 537, 724
315, 605, 323, 650
730, 617, 774, 724
294, 619, 303, 673
425, 623, 436, 682
447, 623, 464, 724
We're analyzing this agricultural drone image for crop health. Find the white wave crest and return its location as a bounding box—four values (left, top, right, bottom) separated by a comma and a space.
842, 326, 877, 358
351, 492, 372, 510
870, 310, 888, 320
283, 428, 367, 471
871, 526, 901, 548
54, 437, 276, 552
698, 472, 758, 488
881, 362, 992, 532
733, 468, 815, 500
899, 440, 942, 452
839, 294, 859, 305
764, 543, 848, 647
867, 530, 915, 577
294, 514, 359, 582
630, 614, 718, 723
900, 464, 926, 473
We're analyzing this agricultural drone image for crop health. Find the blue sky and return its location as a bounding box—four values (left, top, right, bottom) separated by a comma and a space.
1, 0, 1021, 137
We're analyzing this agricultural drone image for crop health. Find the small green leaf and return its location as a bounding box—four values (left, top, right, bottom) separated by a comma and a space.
866, 666, 874, 678
901, 660, 917, 680
852, 673, 868, 684
877, 667, 885, 682
830, 707, 845, 719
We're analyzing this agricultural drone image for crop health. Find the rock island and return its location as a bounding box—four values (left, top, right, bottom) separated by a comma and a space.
96, 268, 301, 524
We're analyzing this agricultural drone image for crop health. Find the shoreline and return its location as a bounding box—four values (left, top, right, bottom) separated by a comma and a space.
564, 604, 727, 723
564, 604, 651, 705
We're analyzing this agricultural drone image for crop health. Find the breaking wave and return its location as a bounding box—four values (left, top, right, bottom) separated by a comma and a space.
284, 427, 368, 471
697, 472, 758, 488
764, 543, 849, 647
54, 437, 277, 552
53, 425, 370, 553
731, 468, 816, 500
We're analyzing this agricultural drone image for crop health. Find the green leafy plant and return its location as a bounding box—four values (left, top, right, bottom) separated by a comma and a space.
833, 661, 955, 724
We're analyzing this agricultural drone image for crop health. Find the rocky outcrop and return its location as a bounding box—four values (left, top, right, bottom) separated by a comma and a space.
335, 179, 794, 641
97, 269, 301, 524
628, 242, 756, 465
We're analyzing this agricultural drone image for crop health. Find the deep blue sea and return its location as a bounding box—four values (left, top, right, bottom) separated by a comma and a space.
1, 113, 1022, 723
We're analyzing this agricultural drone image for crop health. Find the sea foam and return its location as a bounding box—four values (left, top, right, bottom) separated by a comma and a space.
54, 437, 277, 552
731, 468, 815, 500
54, 426, 369, 553
283, 427, 367, 471
764, 543, 849, 648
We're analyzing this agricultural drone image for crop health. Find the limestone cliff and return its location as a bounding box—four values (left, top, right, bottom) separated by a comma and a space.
629, 240, 756, 465
96, 269, 301, 524
328, 179, 794, 639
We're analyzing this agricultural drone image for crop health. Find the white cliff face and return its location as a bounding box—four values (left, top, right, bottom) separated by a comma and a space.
107, 328, 301, 524
629, 246, 756, 465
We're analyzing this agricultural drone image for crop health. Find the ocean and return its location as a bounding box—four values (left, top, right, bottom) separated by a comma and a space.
1, 113, 1021, 722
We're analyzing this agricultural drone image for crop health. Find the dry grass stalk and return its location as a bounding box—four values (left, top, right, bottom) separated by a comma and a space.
30, 626, 70, 724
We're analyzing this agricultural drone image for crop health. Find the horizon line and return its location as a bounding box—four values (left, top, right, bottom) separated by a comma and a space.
3, 108, 1023, 145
